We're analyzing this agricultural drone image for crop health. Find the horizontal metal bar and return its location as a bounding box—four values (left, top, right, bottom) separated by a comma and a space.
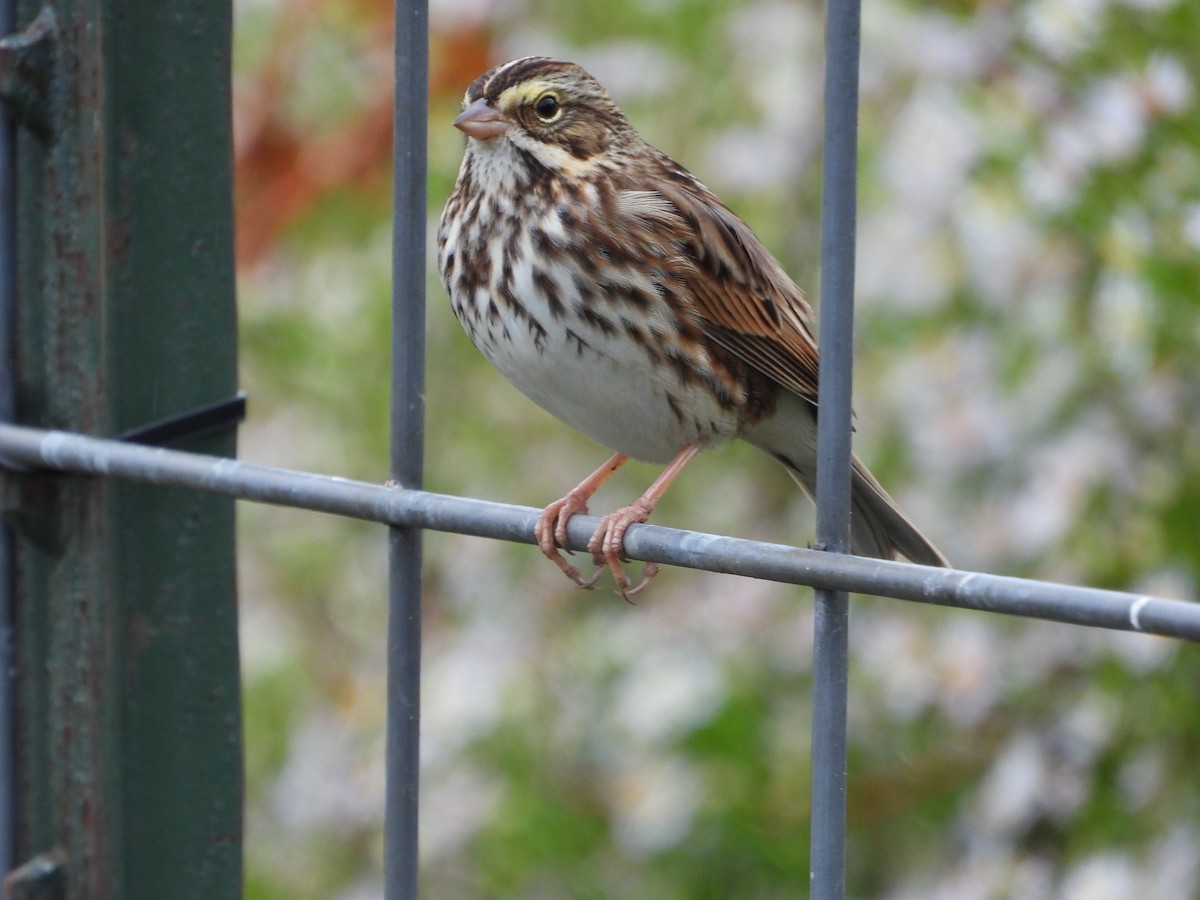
1, 423, 1197, 641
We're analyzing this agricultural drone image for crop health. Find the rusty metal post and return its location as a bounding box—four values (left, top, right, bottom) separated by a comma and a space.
0, 1, 241, 897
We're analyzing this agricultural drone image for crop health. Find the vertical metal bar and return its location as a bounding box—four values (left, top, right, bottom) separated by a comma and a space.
811, 0, 861, 896
7, 1, 242, 893
0, 0, 16, 875
388, 0, 427, 897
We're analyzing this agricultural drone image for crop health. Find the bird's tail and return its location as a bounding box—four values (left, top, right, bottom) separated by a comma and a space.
847, 453, 948, 566
776, 453, 948, 567
744, 394, 949, 567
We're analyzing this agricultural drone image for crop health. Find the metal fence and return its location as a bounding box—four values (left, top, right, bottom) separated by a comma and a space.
1, 0, 1199, 898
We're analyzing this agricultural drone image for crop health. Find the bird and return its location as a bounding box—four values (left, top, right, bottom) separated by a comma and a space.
437, 56, 948, 597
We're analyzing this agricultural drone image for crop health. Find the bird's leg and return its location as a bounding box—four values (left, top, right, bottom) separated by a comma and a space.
535, 452, 629, 588
589, 442, 702, 599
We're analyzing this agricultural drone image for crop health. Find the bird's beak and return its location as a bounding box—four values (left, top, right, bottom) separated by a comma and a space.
453, 98, 508, 140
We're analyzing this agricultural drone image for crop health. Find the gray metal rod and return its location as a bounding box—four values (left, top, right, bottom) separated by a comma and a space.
815, 0, 859, 556
1, 425, 1197, 644
812, 0, 863, 895
0, 0, 17, 871
389, 0, 428, 896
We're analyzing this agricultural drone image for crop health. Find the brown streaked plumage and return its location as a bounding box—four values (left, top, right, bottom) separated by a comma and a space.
438, 57, 948, 596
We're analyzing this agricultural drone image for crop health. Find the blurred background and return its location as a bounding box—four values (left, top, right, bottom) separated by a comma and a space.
232, 0, 1200, 896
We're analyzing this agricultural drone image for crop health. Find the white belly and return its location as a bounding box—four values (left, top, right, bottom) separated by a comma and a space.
493, 338, 737, 464
473, 302, 738, 464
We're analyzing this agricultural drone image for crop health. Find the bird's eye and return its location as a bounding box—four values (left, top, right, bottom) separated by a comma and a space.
534, 93, 561, 121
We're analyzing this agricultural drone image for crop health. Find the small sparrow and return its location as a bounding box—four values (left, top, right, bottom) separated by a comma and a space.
438, 57, 947, 596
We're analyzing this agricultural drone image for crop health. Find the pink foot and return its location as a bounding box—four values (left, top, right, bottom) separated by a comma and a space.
587, 500, 660, 601
534, 493, 602, 589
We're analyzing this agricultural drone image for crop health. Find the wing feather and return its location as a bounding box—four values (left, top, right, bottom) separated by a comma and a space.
616, 169, 820, 404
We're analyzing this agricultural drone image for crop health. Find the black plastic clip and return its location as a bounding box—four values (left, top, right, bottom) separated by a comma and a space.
116, 392, 247, 447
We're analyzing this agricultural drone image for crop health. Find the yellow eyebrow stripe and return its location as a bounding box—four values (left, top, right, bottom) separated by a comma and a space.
498, 81, 557, 111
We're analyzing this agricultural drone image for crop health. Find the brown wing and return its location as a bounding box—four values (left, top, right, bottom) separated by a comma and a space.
622, 167, 821, 406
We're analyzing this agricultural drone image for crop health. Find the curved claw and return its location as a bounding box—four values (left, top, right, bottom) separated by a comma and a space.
614, 563, 660, 602
577, 567, 605, 590
587, 499, 656, 600
535, 495, 596, 588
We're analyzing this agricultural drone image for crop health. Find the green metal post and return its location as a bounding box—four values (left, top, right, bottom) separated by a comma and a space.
2, 1, 241, 897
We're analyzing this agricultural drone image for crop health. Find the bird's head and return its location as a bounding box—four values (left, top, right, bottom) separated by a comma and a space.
452, 57, 636, 176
